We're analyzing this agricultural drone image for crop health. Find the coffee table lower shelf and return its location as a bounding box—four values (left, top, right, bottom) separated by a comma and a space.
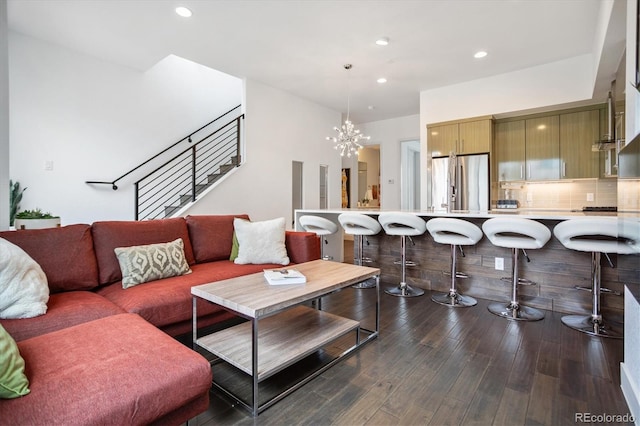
197, 305, 359, 381
195, 305, 369, 415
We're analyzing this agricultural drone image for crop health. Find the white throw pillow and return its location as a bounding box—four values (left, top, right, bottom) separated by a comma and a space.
0, 238, 49, 319
233, 217, 290, 265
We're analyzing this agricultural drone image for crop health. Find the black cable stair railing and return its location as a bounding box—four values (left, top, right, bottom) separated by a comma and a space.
87, 105, 244, 220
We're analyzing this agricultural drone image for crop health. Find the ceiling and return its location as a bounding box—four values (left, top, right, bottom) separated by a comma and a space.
7, 0, 625, 123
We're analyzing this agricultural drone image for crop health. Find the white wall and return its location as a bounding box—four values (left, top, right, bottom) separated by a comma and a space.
9, 32, 242, 224
349, 114, 420, 210
0, 0, 8, 231
183, 78, 342, 228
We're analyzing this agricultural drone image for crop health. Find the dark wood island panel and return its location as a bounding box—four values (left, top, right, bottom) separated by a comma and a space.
365, 217, 629, 316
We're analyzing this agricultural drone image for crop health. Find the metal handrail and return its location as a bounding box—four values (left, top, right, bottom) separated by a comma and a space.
85, 105, 242, 190
134, 114, 244, 220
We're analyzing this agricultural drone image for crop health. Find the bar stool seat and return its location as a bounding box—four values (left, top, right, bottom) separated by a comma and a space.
338, 213, 382, 289
427, 218, 483, 307
482, 217, 551, 321
553, 217, 639, 338
378, 212, 427, 297
299, 215, 338, 261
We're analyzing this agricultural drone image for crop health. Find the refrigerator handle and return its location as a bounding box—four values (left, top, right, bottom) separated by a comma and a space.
457, 162, 464, 210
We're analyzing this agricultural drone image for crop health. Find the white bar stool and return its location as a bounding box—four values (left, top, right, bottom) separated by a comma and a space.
298, 215, 339, 261
426, 218, 483, 307
553, 217, 639, 338
378, 212, 427, 297
482, 217, 551, 321
338, 213, 382, 289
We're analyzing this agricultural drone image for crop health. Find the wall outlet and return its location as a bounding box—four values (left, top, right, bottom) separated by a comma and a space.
586, 193, 594, 202
44, 160, 54, 171
495, 257, 504, 270
526, 192, 533, 202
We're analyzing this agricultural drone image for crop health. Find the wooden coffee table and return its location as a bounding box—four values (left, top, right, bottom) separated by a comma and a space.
191, 259, 380, 416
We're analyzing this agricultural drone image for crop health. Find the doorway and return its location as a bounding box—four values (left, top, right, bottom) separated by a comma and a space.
319, 164, 329, 209
292, 161, 303, 227
357, 145, 380, 208
401, 140, 421, 210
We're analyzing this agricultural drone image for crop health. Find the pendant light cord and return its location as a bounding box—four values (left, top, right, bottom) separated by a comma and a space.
345, 64, 352, 122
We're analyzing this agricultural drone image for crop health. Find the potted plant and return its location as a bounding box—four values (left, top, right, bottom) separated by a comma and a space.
14, 208, 61, 230
9, 180, 27, 228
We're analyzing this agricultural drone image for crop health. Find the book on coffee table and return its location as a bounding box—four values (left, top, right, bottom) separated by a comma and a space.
263, 268, 307, 285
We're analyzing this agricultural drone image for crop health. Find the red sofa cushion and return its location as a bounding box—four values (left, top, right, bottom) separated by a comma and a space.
0, 313, 211, 425
92, 217, 196, 285
0, 224, 100, 293
0, 291, 125, 342
95, 261, 286, 328
285, 230, 321, 264
186, 214, 250, 263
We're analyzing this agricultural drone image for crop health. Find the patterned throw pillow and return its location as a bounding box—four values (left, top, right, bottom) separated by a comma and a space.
114, 239, 192, 289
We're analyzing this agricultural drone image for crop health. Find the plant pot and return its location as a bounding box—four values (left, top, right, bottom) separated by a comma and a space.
14, 218, 61, 230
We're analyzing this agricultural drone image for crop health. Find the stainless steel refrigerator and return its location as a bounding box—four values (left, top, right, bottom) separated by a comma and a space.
431, 153, 489, 212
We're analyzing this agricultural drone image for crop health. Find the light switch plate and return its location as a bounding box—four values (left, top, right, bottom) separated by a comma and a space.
495, 257, 504, 271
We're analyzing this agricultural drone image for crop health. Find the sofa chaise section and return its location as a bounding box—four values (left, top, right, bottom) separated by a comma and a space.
0, 313, 212, 425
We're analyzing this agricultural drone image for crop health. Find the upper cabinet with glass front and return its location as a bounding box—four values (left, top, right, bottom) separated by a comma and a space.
427, 116, 493, 157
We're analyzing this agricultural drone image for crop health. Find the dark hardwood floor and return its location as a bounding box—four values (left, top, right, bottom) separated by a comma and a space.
188, 240, 631, 425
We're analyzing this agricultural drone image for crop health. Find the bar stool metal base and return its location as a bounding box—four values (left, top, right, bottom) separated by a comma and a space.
488, 301, 545, 321
352, 278, 377, 289
561, 314, 623, 339
432, 291, 477, 307
385, 284, 424, 297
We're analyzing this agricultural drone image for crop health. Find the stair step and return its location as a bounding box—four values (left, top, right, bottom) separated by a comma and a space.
207, 174, 223, 184
219, 163, 235, 173
164, 206, 181, 217
195, 184, 208, 196
180, 194, 192, 206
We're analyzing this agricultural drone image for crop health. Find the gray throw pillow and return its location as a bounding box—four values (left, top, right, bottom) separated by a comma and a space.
115, 238, 192, 289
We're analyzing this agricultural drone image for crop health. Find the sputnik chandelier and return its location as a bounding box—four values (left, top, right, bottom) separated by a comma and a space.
326, 64, 370, 157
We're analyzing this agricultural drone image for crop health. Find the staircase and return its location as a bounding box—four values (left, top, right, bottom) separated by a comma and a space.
87, 105, 244, 220
162, 154, 240, 218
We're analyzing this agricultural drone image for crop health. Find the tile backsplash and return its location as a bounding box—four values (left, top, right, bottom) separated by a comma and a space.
618, 178, 640, 211
494, 178, 618, 210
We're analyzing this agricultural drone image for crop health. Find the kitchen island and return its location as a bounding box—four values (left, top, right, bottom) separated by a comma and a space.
294, 208, 634, 316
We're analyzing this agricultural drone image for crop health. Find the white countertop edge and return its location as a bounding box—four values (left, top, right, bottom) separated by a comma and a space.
294, 208, 624, 221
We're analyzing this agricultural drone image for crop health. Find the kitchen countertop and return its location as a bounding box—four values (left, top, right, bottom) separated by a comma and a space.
295, 208, 620, 221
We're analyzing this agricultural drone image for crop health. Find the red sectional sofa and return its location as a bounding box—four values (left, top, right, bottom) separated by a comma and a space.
0, 214, 320, 425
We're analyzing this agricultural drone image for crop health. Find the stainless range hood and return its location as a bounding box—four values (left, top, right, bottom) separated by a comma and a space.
592, 91, 617, 152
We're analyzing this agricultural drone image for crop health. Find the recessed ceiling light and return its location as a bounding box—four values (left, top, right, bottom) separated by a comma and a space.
368, 105, 376, 110
175, 6, 193, 18
377, 77, 387, 84
375, 37, 390, 46
474, 50, 488, 59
